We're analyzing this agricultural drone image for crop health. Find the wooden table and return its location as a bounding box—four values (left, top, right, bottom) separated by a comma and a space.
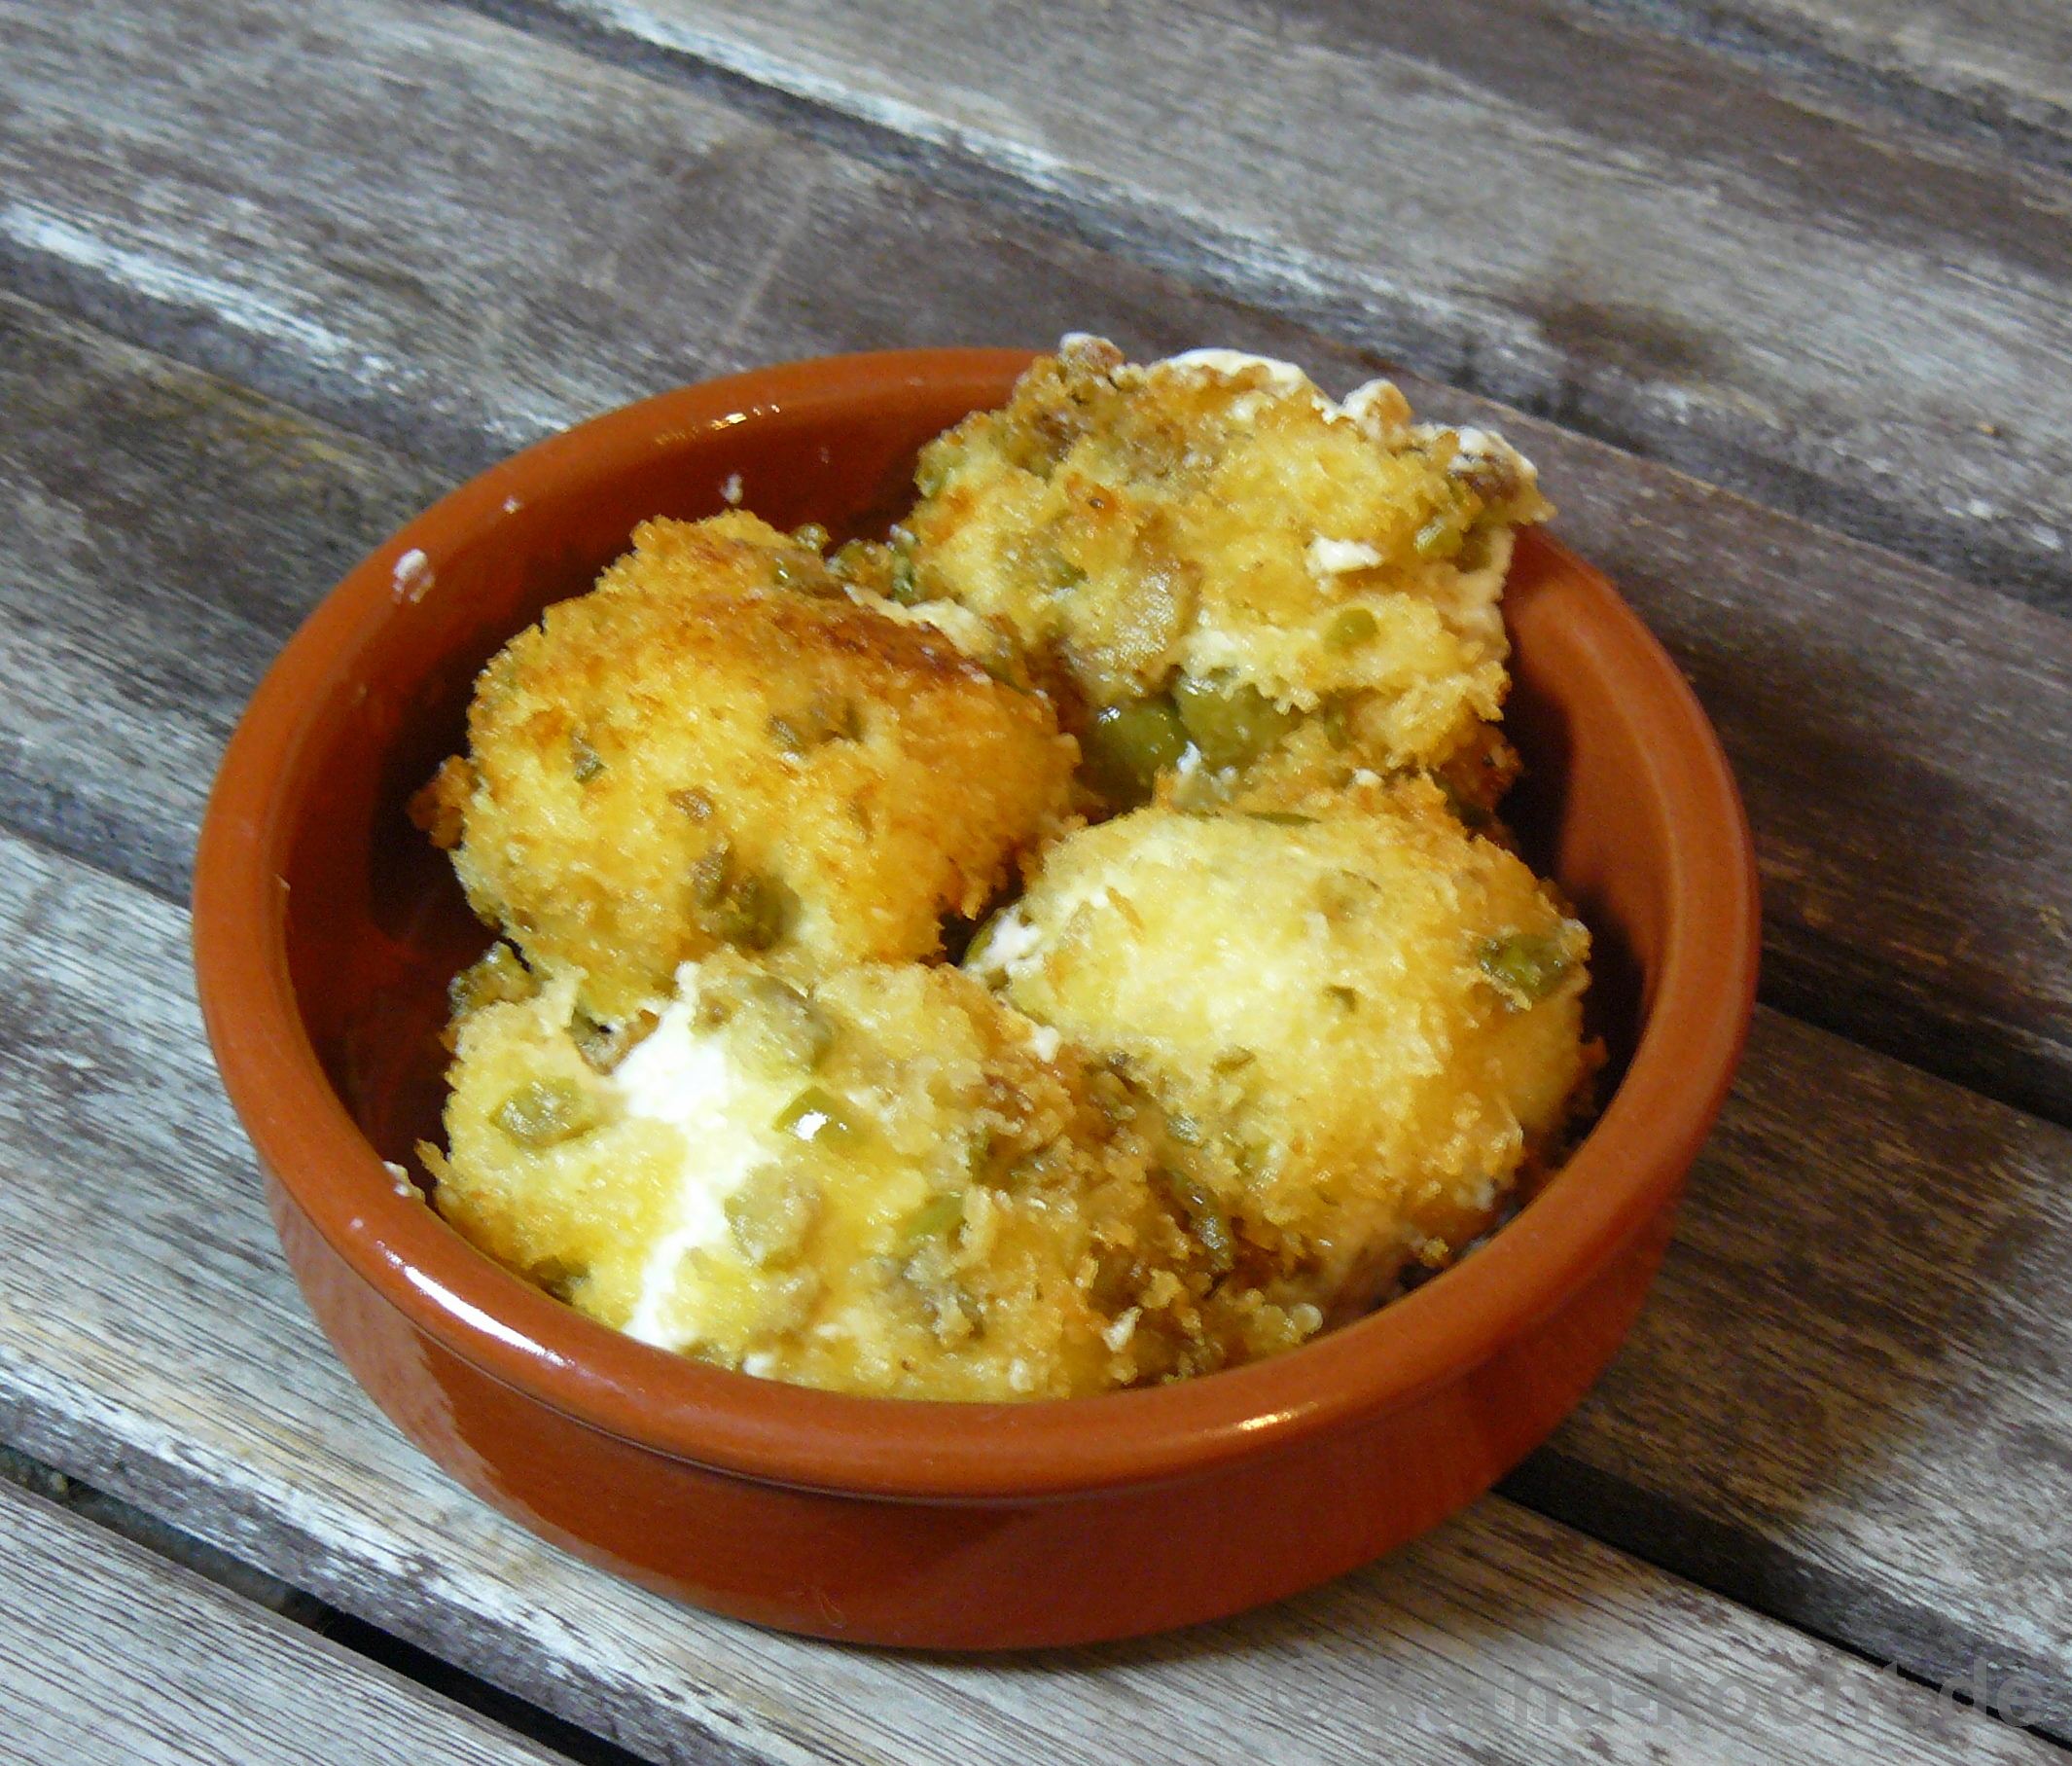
2, 0, 2068, 1758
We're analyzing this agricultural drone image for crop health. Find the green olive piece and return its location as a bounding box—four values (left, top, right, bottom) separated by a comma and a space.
791, 523, 830, 552
902, 1192, 965, 1243
1082, 697, 1191, 806
570, 731, 605, 781
691, 844, 795, 952
1324, 605, 1378, 650
774, 1085, 863, 1150
1172, 675, 1297, 772
493, 1078, 598, 1148
730, 975, 835, 1073
709, 872, 794, 952
726, 1165, 822, 1266
1476, 930, 1575, 1008
1161, 1169, 1235, 1274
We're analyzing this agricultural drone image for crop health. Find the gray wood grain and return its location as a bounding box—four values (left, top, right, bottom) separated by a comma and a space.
1572, 0, 2072, 169
10, 0, 2072, 614
0, 1477, 558, 1765
510, 0, 2072, 610
0, 825, 2055, 1764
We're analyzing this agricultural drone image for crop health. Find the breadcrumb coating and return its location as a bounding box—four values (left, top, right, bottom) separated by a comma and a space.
425, 949, 1323, 1398
412, 513, 1077, 1018
888, 337, 1552, 810
965, 777, 1595, 1316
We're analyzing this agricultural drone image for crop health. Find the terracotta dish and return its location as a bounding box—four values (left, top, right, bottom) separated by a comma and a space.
194, 350, 1759, 1648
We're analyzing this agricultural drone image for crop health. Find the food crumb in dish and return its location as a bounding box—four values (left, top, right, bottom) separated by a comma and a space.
391, 547, 434, 604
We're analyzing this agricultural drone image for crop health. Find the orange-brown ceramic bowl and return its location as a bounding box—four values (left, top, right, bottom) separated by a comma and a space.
194, 350, 1758, 1649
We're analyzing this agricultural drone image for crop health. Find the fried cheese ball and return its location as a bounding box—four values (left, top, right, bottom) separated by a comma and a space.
965, 778, 1594, 1316
423, 948, 1300, 1398
885, 337, 1552, 811
412, 513, 1077, 1019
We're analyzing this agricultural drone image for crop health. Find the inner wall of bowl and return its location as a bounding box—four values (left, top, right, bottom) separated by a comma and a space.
281, 395, 1658, 1174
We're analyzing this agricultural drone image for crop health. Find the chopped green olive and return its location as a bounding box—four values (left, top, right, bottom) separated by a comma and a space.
493, 1078, 598, 1147
774, 1085, 863, 1150
1243, 810, 1316, 826
1162, 1170, 1235, 1274
1082, 696, 1191, 806
887, 553, 922, 604
708, 872, 794, 952
791, 523, 830, 552
448, 943, 536, 1018
1477, 930, 1575, 1007
769, 554, 803, 588
769, 699, 863, 754
690, 843, 733, 908
689, 843, 793, 950
1324, 605, 1378, 650
1045, 553, 1088, 593
902, 1192, 965, 1243
1413, 514, 1466, 561
570, 732, 605, 781
571, 1004, 661, 1074
726, 1165, 822, 1266
1172, 675, 1297, 771
729, 974, 834, 1073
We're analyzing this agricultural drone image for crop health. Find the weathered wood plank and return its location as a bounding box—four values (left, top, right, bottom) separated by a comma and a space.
12, 0, 2072, 613
0, 0, 818, 471
0, 1477, 559, 1766
512, 0, 2072, 610
8, 100, 2072, 1138
1532, 1005, 2072, 1723
0, 298, 447, 903
0, 827, 2055, 1763
1572, 0, 2072, 168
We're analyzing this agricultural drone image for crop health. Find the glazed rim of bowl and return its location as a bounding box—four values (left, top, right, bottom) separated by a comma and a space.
196, 349, 1759, 1504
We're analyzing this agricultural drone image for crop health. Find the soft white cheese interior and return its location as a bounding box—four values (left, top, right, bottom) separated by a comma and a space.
612, 964, 792, 1347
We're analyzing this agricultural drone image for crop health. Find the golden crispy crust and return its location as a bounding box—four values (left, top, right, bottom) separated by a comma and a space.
433, 513, 1078, 1016
896, 339, 1552, 807
967, 777, 1594, 1315
431, 950, 1302, 1398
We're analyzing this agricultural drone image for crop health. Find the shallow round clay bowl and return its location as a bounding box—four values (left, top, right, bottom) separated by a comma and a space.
194, 349, 1759, 1649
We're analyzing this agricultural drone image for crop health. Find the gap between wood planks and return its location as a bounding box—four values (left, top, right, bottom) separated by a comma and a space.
1558, 0, 2072, 177
0, 1442, 648, 1766
0, 1451, 638, 1766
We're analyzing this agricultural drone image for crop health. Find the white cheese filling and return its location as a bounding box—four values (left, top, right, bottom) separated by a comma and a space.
613, 963, 792, 1348
1306, 536, 1386, 577
1158, 347, 1311, 394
